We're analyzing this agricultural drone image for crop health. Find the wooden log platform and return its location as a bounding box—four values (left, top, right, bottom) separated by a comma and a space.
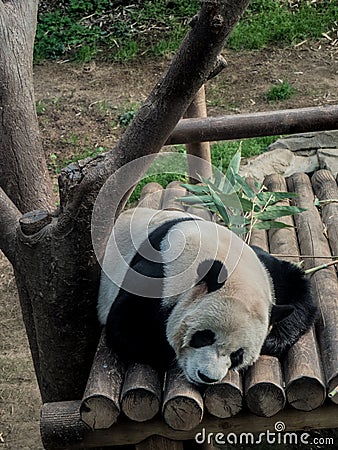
41, 170, 338, 449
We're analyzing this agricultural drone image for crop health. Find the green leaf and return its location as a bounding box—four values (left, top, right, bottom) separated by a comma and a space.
226, 149, 241, 177
177, 194, 212, 205
253, 221, 294, 230
238, 195, 255, 213
213, 165, 223, 189
256, 191, 298, 206
181, 184, 209, 195
234, 173, 256, 199
229, 226, 247, 235
209, 187, 230, 226
229, 215, 250, 226
255, 205, 306, 221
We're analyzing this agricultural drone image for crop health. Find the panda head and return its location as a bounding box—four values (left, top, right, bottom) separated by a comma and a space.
163, 224, 282, 385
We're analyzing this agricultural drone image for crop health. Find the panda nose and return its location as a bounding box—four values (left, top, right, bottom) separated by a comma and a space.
197, 370, 218, 384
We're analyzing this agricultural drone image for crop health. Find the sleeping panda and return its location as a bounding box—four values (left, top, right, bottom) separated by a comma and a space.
97, 207, 317, 385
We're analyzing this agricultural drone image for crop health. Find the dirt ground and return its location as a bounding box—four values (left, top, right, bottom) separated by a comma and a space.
0, 44, 337, 449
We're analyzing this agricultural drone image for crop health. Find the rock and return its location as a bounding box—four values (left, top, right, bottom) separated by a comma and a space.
239, 148, 319, 182
318, 149, 338, 177
268, 131, 338, 155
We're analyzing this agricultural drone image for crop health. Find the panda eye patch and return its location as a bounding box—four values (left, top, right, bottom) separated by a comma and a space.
230, 348, 244, 368
189, 329, 216, 348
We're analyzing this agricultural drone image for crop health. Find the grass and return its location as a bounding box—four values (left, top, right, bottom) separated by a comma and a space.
34, 0, 338, 62
265, 80, 298, 102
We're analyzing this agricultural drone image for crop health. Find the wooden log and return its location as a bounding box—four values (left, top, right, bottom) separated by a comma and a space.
121, 363, 162, 422
136, 436, 184, 450
184, 86, 212, 183
204, 370, 243, 418
161, 181, 186, 211
162, 365, 204, 431
287, 172, 338, 405
245, 355, 286, 417
41, 400, 90, 450
166, 105, 338, 145
40, 399, 338, 448
285, 331, 326, 411
80, 331, 125, 429
311, 169, 338, 260
264, 173, 326, 411
139, 182, 163, 209
246, 210, 286, 417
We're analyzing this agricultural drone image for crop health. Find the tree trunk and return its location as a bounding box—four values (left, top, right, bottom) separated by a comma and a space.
0, 0, 53, 213
0, 0, 251, 402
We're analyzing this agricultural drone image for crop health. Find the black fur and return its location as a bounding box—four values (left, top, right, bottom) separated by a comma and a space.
190, 329, 216, 348
197, 260, 228, 293
105, 217, 199, 369
251, 245, 318, 357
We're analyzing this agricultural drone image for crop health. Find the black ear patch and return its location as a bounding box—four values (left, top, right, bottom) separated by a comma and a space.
197, 260, 228, 293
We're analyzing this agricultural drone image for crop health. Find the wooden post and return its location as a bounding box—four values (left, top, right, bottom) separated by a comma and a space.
80, 331, 125, 429
121, 363, 162, 422
184, 86, 212, 183
40, 400, 338, 448
245, 356, 286, 417
204, 370, 243, 418
246, 212, 286, 417
287, 172, 338, 404
264, 173, 326, 411
311, 169, 338, 404
161, 181, 186, 210
162, 365, 204, 431
166, 105, 338, 145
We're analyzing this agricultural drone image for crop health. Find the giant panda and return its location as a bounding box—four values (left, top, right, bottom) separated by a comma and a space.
97, 207, 317, 385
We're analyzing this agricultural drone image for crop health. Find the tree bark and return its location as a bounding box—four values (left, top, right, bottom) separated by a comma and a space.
0, 0, 251, 402
0, 187, 20, 264
0, 0, 53, 212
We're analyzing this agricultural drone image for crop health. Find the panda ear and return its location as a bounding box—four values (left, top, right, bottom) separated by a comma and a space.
270, 304, 294, 325
197, 260, 228, 293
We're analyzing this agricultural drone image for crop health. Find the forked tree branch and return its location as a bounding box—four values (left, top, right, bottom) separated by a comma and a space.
57, 0, 251, 231
0, 187, 21, 265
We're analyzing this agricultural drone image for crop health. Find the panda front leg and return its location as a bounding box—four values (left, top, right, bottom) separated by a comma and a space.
105, 288, 175, 370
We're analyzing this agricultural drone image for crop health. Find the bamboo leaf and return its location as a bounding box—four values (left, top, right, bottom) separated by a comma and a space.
209, 187, 230, 225
253, 221, 294, 230
234, 173, 256, 199
213, 165, 223, 189
256, 191, 298, 206
238, 195, 256, 213
177, 194, 212, 205
255, 205, 306, 220
181, 184, 209, 195
226, 149, 241, 177
229, 215, 249, 226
